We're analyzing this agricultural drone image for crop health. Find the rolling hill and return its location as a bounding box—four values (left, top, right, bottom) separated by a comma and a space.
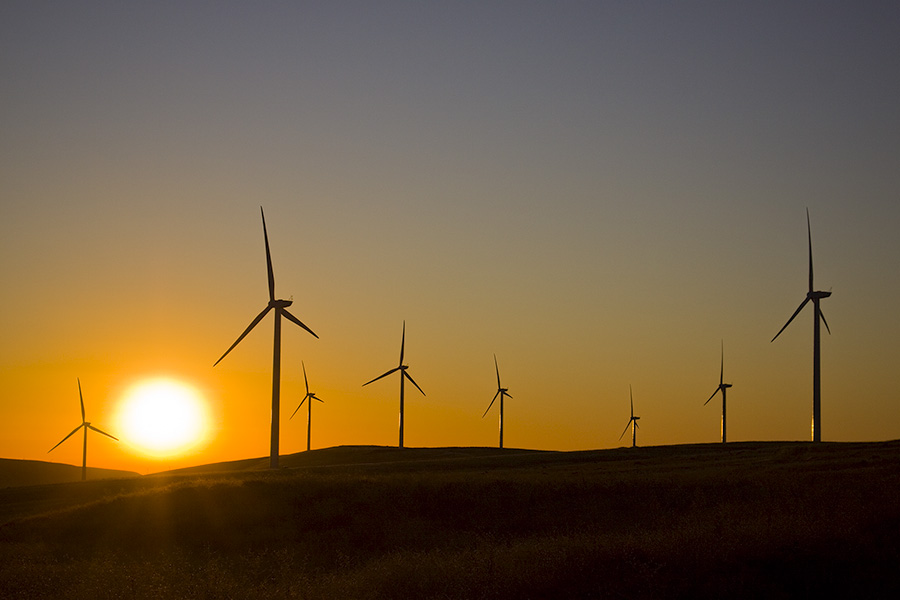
0, 458, 139, 488
1, 441, 899, 599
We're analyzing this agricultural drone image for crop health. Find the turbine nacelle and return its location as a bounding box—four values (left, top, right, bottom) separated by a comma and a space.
809, 290, 831, 300
271, 298, 293, 309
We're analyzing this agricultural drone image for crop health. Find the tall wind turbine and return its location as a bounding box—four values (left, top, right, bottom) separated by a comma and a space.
290, 361, 324, 452
704, 341, 733, 443
771, 208, 831, 442
214, 207, 318, 469
363, 321, 425, 448
482, 354, 512, 449
619, 385, 640, 448
48, 378, 118, 481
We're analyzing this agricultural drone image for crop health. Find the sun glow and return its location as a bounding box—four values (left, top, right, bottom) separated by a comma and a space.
117, 378, 210, 458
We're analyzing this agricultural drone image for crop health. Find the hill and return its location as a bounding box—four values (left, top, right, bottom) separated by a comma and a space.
1, 441, 899, 599
0, 458, 139, 488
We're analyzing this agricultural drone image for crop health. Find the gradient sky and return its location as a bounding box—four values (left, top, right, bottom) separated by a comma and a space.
2, 1, 899, 474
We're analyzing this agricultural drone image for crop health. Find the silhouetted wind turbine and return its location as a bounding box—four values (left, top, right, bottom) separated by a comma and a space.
290, 361, 324, 452
48, 378, 118, 481
619, 385, 640, 448
771, 208, 831, 442
362, 321, 425, 448
704, 341, 733, 443
214, 207, 318, 468
482, 354, 512, 449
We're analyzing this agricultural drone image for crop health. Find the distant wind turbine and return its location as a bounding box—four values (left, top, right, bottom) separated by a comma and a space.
363, 321, 425, 448
771, 208, 831, 442
48, 378, 118, 481
290, 361, 324, 452
619, 385, 640, 448
214, 207, 318, 469
704, 341, 733, 443
482, 354, 512, 449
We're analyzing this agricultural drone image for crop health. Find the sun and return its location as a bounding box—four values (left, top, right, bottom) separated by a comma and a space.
117, 378, 210, 458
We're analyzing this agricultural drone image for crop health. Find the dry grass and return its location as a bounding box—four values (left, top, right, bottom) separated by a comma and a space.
2, 441, 899, 598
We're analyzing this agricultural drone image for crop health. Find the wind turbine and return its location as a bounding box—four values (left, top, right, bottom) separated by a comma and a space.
704, 341, 733, 443
619, 385, 640, 448
290, 361, 324, 452
48, 378, 118, 481
482, 354, 512, 449
362, 321, 425, 448
214, 206, 318, 469
771, 208, 831, 442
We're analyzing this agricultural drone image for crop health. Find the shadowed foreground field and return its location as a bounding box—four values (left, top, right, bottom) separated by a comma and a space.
1, 442, 899, 599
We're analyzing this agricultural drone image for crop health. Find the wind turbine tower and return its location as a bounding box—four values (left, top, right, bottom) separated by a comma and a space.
704, 341, 733, 443
363, 321, 425, 448
290, 361, 324, 452
771, 208, 831, 442
214, 207, 318, 468
482, 354, 513, 449
48, 378, 118, 481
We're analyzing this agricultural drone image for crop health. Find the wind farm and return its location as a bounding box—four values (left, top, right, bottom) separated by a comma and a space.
3, 2, 900, 598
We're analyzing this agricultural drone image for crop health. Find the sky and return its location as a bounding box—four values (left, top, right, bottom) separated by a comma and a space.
2, 1, 899, 474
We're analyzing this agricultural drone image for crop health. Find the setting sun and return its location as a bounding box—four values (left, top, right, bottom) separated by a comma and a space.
117, 378, 210, 458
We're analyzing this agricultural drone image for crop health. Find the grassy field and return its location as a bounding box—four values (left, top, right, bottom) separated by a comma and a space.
1, 441, 898, 599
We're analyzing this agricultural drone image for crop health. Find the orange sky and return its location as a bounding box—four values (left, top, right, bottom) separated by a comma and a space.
2, 3, 900, 474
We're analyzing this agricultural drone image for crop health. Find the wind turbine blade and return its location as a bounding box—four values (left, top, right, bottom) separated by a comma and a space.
483, 391, 500, 417
494, 354, 501, 389
504, 391, 513, 399
771, 297, 810, 342
704, 388, 719, 406
302, 361, 309, 395
261, 207, 275, 303
313, 395, 324, 403
214, 305, 272, 366
404, 370, 426, 396
49, 424, 84, 452
363, 367, 400, 387
87, 424, 118, 441
630, 385, 634, 420
290, 397, 308, 419
719, 341, 725, 386
399, 321, 406, 365
807, 208, 814, 293
619, 421, 632, 441
282, 308, 319, 339
77, 378, 85, 422
819, 307, 831, 335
